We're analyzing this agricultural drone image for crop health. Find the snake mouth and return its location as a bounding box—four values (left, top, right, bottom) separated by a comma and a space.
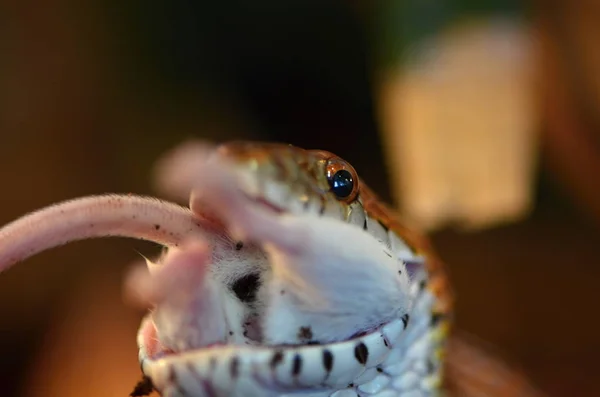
136, 186, 411, 395
137, 312, 413, 395
134, 186, 419, 397
139, 312, 392, 359
142, 190, 352, 354
129, 147, 417, 394
0, 141, 429, 396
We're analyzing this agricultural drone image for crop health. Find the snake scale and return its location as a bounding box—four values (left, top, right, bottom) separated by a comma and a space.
0, 141, 544, 396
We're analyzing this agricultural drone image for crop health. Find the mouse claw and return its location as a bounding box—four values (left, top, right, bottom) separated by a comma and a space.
124, 239, 211, 308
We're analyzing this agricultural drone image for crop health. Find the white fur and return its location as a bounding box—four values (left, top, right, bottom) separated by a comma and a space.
152, 279, 227, 352
145, 244, 230, 352
258, 214, 411, 344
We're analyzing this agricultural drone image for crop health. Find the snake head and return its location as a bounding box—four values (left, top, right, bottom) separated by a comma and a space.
133, 141, 441, 396
0, 140, 448, 397
146, 141, 413, 344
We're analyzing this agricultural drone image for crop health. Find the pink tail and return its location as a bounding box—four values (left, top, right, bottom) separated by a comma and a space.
0, 194, 206, 272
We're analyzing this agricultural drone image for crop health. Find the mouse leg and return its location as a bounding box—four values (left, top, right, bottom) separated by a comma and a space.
125, 240, 228, 352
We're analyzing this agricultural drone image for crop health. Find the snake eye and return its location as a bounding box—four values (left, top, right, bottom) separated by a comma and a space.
326, 158, 359, 202
330, 170, 354, 198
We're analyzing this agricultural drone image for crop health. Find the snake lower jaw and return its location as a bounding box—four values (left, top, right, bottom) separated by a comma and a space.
137, 312, 414, 396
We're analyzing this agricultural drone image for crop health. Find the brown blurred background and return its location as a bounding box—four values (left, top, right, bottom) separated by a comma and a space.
0, 1, 599, 396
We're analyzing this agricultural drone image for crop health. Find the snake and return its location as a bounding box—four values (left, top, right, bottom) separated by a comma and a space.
0, 140, 544, 396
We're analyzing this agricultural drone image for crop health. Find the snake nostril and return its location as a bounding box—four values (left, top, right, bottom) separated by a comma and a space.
231, 273, 261, 303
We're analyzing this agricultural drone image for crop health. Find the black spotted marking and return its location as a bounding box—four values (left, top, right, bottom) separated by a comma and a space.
201, 380, 218, 397
431, 312, 444, 326
129, 376, 154, 396
229, 356, 239, 378
322, 349, 334, 372
154, 224, 161, 230
231, 273, 261, 303
419, 280, 427, 291
292, 354, 303, 376
303, 199, 310, 210
376, 367, 383, 373
297, 326, 313, 341
187, 362, 217, 397
186, 362, 200, 377
235, 241, 244, 250
382, 335, 390, 348
319, 199, 326, 215
427, 359, 435, 374
401, 314, 410, 329
168, 366, 188, 396
270, 350, 284, 369
378, 220, 389, 232
354, 342, 369, 365
363, 218, 368, 230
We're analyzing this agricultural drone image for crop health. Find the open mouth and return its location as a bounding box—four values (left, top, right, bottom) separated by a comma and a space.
0, 142, 420, 396
132, 163, 415, 394
137, 309, 413, 395
139, 308, 400, 358
140, 189, 381, 355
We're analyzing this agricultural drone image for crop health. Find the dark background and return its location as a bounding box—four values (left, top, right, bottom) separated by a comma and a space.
0, 1, 599, 396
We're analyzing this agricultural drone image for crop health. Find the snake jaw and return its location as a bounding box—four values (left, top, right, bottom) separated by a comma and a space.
143, 152, 413, 341
0, 140, 447, 397
125, 146, 435, 396
136, 263, 440, 396
138, 310, 420, 396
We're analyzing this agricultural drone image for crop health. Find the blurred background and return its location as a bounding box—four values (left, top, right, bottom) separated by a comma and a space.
0, 0, 599, 396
